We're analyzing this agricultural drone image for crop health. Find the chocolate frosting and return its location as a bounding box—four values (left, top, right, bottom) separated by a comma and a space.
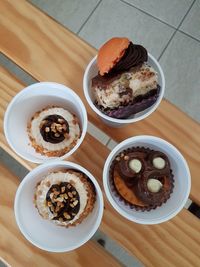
46, 182, 80, 221
110, 42, 148, 74
40, 115, 69, 144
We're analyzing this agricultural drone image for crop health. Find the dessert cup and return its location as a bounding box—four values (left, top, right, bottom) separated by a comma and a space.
83, 54, 165, 127
103, 135, 191, 224
4, 82, 87, 163
14, 161, 104, 252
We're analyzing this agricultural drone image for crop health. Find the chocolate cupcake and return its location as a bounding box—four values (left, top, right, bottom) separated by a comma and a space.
28, 106, 81, 157
91, 37, 160, 119
109, 147, 174, 211
34, 170, 96, 227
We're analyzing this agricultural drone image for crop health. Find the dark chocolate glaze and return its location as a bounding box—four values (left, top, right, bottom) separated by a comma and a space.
40, 115, 69, 144
46, 182, 80, 222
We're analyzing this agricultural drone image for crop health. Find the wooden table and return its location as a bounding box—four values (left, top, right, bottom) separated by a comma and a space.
1, 1, 200, 266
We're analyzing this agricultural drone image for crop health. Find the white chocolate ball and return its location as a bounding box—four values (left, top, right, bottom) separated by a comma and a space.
147, 179, 163, 193
129, 159, 142, 173
153, 157, 165, 169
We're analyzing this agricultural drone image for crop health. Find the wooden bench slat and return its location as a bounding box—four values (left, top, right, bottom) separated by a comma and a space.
0, 163, 123, 267
1, 0, 200, 206
1, 67, 200, 267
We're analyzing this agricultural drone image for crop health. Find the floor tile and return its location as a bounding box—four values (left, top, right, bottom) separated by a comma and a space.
79, 0, 174, 58
30, 0, 100, 33
123, 0, 193, 28
180, 0, 200, 41
88, 122, 110, 145
159, 31, 200, 122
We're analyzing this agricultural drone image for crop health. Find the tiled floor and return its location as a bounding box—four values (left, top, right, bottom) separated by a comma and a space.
1, 1, 199, 266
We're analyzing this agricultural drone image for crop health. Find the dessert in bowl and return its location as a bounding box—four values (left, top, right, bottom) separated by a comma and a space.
103, 136, 191, 224
4, 82, 87, 163
14, 161, 103, 252
84, 37, 165, 127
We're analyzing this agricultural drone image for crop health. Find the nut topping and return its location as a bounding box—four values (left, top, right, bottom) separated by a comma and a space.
45, 127, 50, 132
73, 200, 78, 206
46, 181, 80, 222
147, 179, 163, 193
153, 157, 166, 169
129, 159, 142, 173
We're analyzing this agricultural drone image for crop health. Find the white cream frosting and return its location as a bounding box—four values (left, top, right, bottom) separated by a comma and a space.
35, 171, 88, 226
29, 107, 80, 152
94, 63, 158, 109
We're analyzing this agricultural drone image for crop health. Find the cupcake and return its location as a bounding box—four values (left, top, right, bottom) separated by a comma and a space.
91, 37, 160, 119
27, 106, 81, 157
109, 147, 174, 211
34, 169, 96, 227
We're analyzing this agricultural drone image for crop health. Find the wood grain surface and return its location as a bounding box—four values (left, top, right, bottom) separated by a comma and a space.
0, 164, 123, 267
1, 0, 200, 207
1, 66, 200, 267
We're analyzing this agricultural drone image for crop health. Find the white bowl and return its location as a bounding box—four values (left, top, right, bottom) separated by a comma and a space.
14, 161, 104, 252
83, 54, 165, 127
103, 135, 191, 224
4, 82, 87, 163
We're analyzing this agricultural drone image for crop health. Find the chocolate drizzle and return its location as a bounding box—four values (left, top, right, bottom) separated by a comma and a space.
40, 115, 69, 144
46, 182, 80, 222
110, 42, 148, 74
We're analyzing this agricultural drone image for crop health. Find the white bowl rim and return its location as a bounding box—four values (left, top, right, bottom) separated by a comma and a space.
4, 82, 88, 164
14, 160, 104, 252
103, 135, 191, 224
83, 54, 165, 124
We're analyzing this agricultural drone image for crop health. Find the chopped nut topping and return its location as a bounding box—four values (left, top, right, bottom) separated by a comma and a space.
50, 193, 54, 199
47, 201, 52, 207
45, 127, 50, 132
63, 193, 68, 199
55, 197, 64, 202
124, 155, 129, 160
58, 118, 64, 123
61, 186, 65, 193
63, 212, 71, 220
73, 200, 78, 206
68, 192, 73, 198
57, 201, 63, 207
72, 191, 76, 195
